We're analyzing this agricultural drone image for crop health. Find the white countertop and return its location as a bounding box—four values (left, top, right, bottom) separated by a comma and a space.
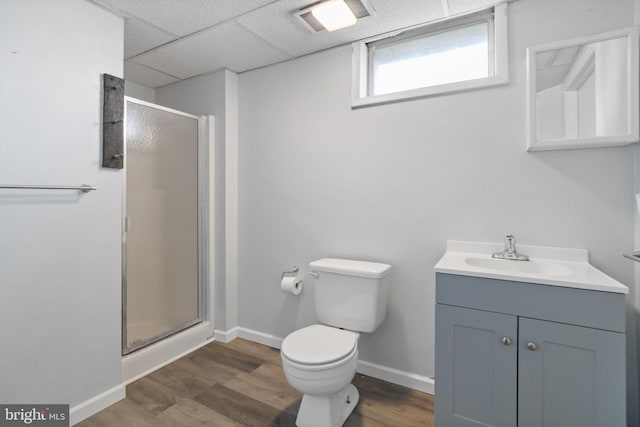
434, 240, 628, 294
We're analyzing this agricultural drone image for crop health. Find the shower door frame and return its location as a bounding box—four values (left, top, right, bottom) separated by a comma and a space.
121, 97, 210, 355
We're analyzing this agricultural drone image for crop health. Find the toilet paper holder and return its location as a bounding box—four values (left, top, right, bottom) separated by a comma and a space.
281, 266, 299, 279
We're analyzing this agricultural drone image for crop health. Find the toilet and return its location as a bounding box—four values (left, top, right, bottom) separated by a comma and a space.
281, 258, 392, 427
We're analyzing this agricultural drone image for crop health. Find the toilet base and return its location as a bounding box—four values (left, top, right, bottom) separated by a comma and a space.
295, 383, 360, 427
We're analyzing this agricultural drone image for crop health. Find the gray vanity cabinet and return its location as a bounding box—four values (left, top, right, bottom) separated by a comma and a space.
518, 318, 625, 427
435, 273, 626, 427
435, 304, 517, 426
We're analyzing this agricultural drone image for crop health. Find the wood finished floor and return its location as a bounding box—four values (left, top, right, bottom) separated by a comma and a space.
79, 338, 434, 427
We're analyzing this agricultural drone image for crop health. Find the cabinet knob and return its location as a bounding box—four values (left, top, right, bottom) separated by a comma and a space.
501, 337, 512, 346
527, 342, 538, 351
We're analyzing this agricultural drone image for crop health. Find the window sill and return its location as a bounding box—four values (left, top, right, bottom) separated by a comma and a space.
351, 75, 509, 109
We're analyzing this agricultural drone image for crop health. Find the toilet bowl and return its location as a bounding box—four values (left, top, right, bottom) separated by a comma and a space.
281, 324, 360, 427
280, 258, 392, 427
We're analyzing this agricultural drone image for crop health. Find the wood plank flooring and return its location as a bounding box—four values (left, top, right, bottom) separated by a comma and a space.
79, 339, 434, 427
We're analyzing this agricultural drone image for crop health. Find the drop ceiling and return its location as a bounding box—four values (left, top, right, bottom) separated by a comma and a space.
88, 0, 506, 88
535, 46, 582, 91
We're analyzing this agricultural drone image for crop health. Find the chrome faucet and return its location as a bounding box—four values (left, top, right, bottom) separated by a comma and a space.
492, 234, 529, 261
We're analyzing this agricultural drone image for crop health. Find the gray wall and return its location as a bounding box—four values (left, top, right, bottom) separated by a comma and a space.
156, 69, 239, 331
633, 144, 640, 420
0, 0, 123, 410
125, 80, 155, 103
237, 0, 638, 422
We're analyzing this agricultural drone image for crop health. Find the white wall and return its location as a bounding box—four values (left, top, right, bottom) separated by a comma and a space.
237, 0, 638, 422
155, 69, 239, 332
125, 80, 155, 103
0, 0, 124, 420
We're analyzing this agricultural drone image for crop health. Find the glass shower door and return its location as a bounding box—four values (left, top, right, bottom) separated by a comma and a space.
123, 99, 202, 354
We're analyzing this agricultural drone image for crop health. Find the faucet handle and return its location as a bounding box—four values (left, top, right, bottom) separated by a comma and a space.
493, 234, 529, 261
505, 234, 515, 251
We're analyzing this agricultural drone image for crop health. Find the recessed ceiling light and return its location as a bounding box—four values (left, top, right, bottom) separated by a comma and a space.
311, 0, 357, 32
296, 0, 372, 33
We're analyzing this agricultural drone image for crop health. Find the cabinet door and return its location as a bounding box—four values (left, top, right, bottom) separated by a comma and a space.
435, 304, 517, 427
518, 318, 625, 427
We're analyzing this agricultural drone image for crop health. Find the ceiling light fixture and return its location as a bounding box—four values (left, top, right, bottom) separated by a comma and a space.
296, 0, 372, 33
310, 0, 357, 32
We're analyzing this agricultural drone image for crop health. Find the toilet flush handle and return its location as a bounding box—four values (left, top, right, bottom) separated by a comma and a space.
308, 271, 319, 279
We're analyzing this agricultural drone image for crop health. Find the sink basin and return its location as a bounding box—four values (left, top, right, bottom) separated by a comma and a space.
433, 240, 629, 294
464, 257, 572, 277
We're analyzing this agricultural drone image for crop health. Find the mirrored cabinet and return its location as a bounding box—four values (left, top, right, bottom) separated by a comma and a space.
526, 27, 639, 151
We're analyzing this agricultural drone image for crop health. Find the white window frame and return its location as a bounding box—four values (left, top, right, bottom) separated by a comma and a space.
351, 2, 509, 108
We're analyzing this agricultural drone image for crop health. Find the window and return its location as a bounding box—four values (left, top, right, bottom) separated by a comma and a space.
351, 4, 508, 107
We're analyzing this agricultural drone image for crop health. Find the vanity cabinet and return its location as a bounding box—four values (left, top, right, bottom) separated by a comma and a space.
434, 273, 626, 427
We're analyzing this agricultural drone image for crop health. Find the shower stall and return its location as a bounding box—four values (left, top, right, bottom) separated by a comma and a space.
122, 98, 212, 361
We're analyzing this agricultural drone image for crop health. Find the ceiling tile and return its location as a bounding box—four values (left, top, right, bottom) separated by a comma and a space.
536, 50, 556, 69
238, 0, 445, 58
536, 66, 571, 91
124, 19, 177, 59
132, 20, 293, 78
124, 60, 179, 88
553, 46, 580, 67
92, 0, 277, 36
369, 0, 445, 25
446, 0, 500, 15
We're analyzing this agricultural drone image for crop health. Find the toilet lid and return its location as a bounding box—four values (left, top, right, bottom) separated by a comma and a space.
282, 324, 358, 365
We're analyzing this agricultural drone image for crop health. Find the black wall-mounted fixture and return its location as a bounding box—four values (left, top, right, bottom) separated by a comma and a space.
102, 73, 124, 169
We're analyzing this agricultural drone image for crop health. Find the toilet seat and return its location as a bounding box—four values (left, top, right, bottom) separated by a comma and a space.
281, 325, 359, 395
281, 324, 358, 366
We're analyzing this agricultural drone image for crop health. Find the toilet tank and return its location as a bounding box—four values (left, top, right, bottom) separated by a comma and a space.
309, 258, 392, 333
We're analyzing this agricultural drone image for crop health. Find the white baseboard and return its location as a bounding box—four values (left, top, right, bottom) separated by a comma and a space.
237, 326, 283, 348
234, 326, 434, 395
214, 327, 238, 343
70, 384, 125, 426
357, 360, 434, 395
